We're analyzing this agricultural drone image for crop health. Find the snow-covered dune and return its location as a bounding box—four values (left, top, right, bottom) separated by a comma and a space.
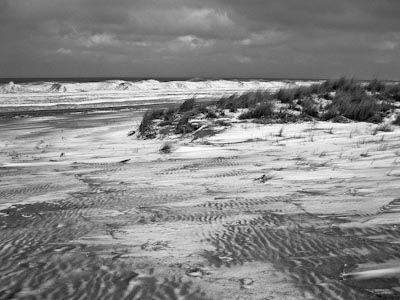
0, 79, 319, 110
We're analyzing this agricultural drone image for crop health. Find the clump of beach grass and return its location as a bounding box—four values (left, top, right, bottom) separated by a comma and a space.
139, 108, 164, 138
392, 115, 400, 126
159, 142, 173, 154
373, 124, 393, 135
179, 98, 196, 112
324, 90, 385, 122
217, 90, 273, 112
239, 102, 275, 120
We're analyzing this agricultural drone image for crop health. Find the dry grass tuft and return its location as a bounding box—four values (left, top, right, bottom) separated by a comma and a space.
159, 142, 173, 154
239, 102, 275, 120
373, 124, 393, 135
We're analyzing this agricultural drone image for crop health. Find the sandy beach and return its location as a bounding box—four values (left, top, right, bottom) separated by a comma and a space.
2, 0, 400, 298
1, 99, 400, 299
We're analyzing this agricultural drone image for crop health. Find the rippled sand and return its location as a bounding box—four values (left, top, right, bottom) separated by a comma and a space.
1, 109, 400, 299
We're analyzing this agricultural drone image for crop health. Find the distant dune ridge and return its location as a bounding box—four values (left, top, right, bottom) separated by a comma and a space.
0, 79, 317, 110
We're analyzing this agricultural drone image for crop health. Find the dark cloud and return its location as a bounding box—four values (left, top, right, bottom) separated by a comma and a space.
0, 0, 399, 79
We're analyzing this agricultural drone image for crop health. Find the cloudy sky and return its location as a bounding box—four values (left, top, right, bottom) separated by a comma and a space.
1, 0, 400, 79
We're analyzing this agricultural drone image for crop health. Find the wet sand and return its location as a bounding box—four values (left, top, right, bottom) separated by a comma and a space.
1, 109, 400, 299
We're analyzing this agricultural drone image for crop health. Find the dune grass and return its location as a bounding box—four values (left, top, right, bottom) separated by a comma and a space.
217, 90, 272, 112
325, 91, 384, 122
138, 78, 399, 138
159, 142, 173, 154
179, 98, 196, 112
373, 124, 393, 135
239, 102, 274, 119
139, 108, 165, 138
139, 99, 211, 137
299, 98, 319, 118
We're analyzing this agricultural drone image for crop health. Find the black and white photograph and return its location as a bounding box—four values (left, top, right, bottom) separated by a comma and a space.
1, 1, 400, 299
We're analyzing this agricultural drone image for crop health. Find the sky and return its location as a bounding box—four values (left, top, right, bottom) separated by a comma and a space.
1, 0, 400, 79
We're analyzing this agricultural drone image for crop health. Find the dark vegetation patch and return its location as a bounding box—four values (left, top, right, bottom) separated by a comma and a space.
159, 142, 172, 154
238, 102, 274, 120
138, 109, 164, 139
179, 97, 196, 112
299, 98, 319, 118
174, 115, 199, 134
393, 115, 400, 126
217, 90, 273, 112
373, 123, 393, 134
138, 78, 400, 139
324, 91, 385, 122
138, 98, 223, 138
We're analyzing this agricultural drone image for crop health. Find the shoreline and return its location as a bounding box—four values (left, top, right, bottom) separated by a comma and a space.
0, 99, 220, 119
